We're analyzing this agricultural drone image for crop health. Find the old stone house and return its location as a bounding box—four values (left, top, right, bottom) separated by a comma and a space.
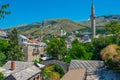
18, 34, 47, 61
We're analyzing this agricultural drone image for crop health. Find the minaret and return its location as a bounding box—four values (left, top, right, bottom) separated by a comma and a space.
90, 1, 96, 38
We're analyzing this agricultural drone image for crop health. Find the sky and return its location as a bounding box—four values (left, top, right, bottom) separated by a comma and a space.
0, 0, 120, 29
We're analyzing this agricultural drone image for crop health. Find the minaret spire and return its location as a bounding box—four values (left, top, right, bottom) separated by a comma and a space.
91, 0, 95, 16
91, 0, 96, 38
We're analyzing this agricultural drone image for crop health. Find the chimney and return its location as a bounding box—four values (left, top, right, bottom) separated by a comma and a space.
11, 61, 15, 70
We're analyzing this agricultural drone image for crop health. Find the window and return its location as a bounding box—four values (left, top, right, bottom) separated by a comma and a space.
32, 45, 39, 54
33, 45, 38, 49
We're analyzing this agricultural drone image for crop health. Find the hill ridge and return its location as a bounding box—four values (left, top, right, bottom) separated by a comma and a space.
4, 15, 120, 37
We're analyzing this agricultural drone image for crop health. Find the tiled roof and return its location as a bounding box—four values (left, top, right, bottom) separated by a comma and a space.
28, 40, 39, 45
0, 30, 6, 33
69, 60, 120, 80
2, 61, 41, 80
28, 40, 37, 43
0, 30, 3, 33
8, 65, 41, 80
3, 61, 34, 73
0, 30, 7, 37
69, 60, 105, 80
69, 60, 104, 72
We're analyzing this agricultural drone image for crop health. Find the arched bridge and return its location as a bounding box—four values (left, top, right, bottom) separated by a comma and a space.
41, 60, 69, 73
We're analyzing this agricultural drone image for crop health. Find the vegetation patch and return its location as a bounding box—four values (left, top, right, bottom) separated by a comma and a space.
101, 44, 120, 71
43, 65, 64, 80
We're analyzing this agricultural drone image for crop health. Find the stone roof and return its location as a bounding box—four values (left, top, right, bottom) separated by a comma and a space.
7, 65, 41, 80
19, 34, 29, 40
69, 60, 120, 80
61, 69, 86, 80
69, 60, 104, 72
2, 61, 42, 80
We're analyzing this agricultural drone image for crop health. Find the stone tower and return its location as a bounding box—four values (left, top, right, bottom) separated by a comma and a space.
90, 1, 96, 38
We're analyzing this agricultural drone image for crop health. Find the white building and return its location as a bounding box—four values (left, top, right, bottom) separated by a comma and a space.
0, 30, 7, 39
18, 34, 29, 45
61, 29, 66, 36
83, 35, 91, 43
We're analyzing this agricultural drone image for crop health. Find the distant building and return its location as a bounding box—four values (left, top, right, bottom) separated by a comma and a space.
66, 42, 72, 49
0, 61, 45, 80
0, 30, 7, 39
83, 35, 91, 43
72, 30, 79, 34
18, 34, 29, 45
60, 27, 66, 36
81, 32, 91, 43
65, 36, 74, 49
67, 36, 75, 42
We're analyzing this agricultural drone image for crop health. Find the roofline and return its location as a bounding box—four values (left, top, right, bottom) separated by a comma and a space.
27, 72, 41, 80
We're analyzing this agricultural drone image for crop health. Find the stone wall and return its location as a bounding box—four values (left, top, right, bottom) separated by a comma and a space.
23, 45, 46, 62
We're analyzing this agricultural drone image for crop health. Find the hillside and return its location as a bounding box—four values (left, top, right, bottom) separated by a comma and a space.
81, 15, 120, 27
80, 15, 120, 34
5, 15, 120, 37
5, 19, 85, 37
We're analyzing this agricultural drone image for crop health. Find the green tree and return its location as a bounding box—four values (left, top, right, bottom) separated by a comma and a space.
105, 21, 120, 44
92, 35, 117, 59
8, 28, 24, 61
0, 39, 9, 66
46, 38, 66, 60
53, 65, 64, 78
72, 39, 79, 44
0, 4, 10, 19
64, 41, 93, 63
105, 21, 120, 36
0, 39, 9, 52
0, 52, 6, 66
0, 72, 5, 80
0, 3, 10, 65
70, 44, 93, 58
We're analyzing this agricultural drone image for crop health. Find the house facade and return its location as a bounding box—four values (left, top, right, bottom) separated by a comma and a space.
23, 44, 46, 61
18, 34, 47, 62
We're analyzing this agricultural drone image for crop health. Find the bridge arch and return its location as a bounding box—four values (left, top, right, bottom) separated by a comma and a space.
41, 60, 69, 73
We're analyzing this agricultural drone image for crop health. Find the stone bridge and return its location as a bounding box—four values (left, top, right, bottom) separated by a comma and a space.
41, 60, 69, 73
